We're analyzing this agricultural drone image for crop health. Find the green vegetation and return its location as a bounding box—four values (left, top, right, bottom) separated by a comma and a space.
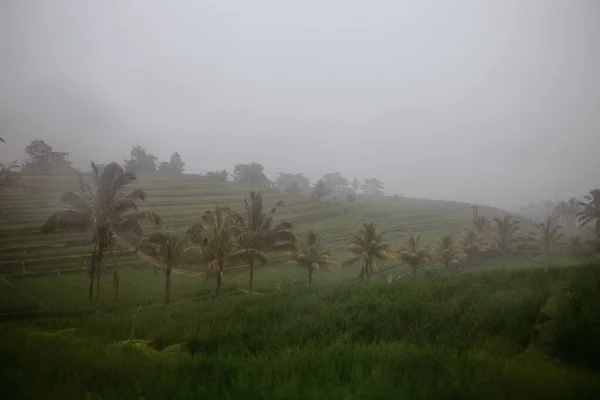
2, 141, 600, 398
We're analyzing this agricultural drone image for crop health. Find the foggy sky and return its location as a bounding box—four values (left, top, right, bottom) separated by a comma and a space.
1, 0, 599, 208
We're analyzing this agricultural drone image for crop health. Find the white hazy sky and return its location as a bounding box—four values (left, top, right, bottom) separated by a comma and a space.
1, 0, 599, 208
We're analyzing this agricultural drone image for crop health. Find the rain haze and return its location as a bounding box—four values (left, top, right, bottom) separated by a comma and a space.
1, 0, 599, 209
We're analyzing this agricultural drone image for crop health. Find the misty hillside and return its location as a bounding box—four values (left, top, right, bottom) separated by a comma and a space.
0, 173, 525, 276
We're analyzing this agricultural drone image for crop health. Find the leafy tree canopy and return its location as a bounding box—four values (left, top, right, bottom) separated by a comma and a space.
321, 172, 349, 193
158, 152, 185, 174
233, 162, 272, 186
276, 173, 310, 193
22, 140, 73, 174
125, 145, 158, 173
361, 178, 385, 197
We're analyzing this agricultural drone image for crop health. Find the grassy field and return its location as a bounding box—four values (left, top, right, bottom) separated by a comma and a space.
2, 173, 599, 398
2, 264, 600, 399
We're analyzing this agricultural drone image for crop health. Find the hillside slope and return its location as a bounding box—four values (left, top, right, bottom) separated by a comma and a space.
0, 173, 526, 275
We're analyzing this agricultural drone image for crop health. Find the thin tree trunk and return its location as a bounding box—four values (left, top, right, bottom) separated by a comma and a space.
216, 261, 223, 297
165, 268, 171, 304
412, 263, 417, 277
308, 268, 313, 285
248, 259, 254, 294
95, 243, 105, 309
89, 243, 98, 301
444, 260, 449, 274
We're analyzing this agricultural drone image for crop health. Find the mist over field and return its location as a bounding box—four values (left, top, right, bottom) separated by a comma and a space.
1, 0, 599, 209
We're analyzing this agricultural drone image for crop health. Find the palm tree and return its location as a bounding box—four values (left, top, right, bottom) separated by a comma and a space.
397, 232, 432, 277
492, 216, 520, 254
578, 189, 600, 237
462, 228, 490, 261
528, 215, 564, 252
138, 232, 201, 303
43, 162, 160, 305
235, 191, 296, 293
554, 198, 579, 229
311, 179, 331, 202
0, 161, 20, 189
186, 205, 242, 297
435, 234, 466, 273
42, 162, 160, 304
289, 230, 336, 284
343, 222, 391, 282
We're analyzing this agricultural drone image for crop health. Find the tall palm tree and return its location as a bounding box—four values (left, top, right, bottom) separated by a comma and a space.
492, 216, 520, 254
43, 162, 160, 304
554, 198, 579, 229
528, 215, 564, 252
289, 230, 336, 284
397, 232, 432, 277
311, 179, 331, 202
186, 205, 242, 297
435, 234, 467, 273
343, 222, 391, 282
235, 191, 296, 293
578, 189, 600, 237
138, 232, 202, 303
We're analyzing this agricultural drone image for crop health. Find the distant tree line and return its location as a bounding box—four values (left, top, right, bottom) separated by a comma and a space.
6, 140, 392, 203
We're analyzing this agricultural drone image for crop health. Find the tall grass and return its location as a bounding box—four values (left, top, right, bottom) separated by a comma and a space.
2, 264, 600, 398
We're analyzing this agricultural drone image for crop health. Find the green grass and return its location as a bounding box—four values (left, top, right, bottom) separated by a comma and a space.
2, 265, 600, 399
3, 173, 598, 398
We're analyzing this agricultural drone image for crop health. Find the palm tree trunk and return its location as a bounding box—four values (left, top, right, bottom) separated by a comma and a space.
412, 263, 417, 277
308, 268, 313, 285
165, 268, 171, 304
95, 242, 106, 308
248, 259, 254, 294
216, 261, 223, 297
444, 260, 449, 274
89, 243, 97, 301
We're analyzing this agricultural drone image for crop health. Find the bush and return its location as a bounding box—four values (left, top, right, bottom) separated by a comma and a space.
535, 265, 600, 371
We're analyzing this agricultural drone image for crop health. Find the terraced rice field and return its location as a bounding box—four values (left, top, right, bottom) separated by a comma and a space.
2, 173, 526, 271
0, 173, 518, 275
0, 172, 530, 314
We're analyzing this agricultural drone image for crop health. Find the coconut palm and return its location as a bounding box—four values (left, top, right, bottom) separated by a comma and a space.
435, 234, 467, 273
289, 230, 336, 284
578, 189, 600, 237
397, 232, 432, 277
343, 222, 392, 282
0, 161, 20, 189
528, 215, 564, 252
553, 198, 579, 229
186, 205, 243, 297
492, 216, 520, 254
462, 228, 490, 261
43, 162, 160, 304
234, 191, 296, 293
311, 179, 331, 202
138, 232, 202, 303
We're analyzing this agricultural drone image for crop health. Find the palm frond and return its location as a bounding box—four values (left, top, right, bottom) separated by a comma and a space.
42, 210, 91, 233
